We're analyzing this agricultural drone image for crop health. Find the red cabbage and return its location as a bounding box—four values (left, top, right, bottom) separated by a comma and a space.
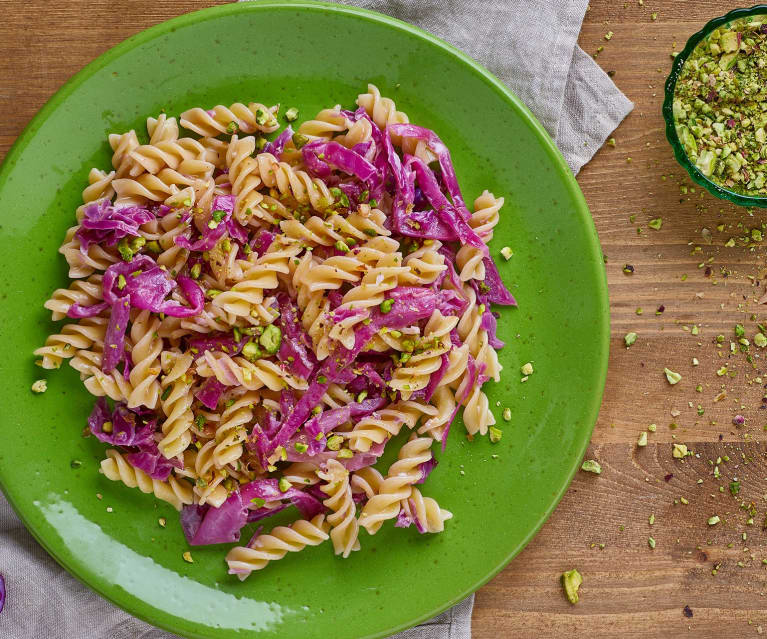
188, 332, 245, 356
102, 295, 130, 373
194, 377, 227, 410
101, 256, 203, 320
388, 124, 469, 218
395, 508, 413, 529
0, 573, 5, 615
302, 141, 382, 193
440, 402, 461, 452
480, 309, 505, 349
67, 301, 109, 319
174, 195, 235, 252
263, 125, 293, 158
246, 504, 288, 524
285, 442, 385, 471
226, 219, 249, 245
275, 293, 317, 379
405, 157, 488, 254
102, 255, 173, 307
181, 479, 324, 546
124, 449, 179, 481
88, 398, 156, 449
416, 458, 438, 484
479, 258, 517, 306
76, 200, 154, 253
158, 275, 204, 318
436, 289, 468, 318
250, 230, 276, 257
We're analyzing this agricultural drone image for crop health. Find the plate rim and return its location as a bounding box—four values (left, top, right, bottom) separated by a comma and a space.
0, 2, 610, 637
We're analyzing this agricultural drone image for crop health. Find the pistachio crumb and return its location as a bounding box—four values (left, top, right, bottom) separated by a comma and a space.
581, 459, 602, 474
520, 362, 534, 376
31, 379, 47, 394
561, 569, 582, 604
182, 551, 194, 563
637, 432, 648, 447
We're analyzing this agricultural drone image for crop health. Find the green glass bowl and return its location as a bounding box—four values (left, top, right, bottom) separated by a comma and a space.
0, 2, 608, 638
662, 4, 767, 207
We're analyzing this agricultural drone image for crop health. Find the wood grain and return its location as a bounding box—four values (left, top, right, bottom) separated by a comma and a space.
4, 1, 767, 637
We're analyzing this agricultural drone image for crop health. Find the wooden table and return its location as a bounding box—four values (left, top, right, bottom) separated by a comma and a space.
3, 1, 766, 636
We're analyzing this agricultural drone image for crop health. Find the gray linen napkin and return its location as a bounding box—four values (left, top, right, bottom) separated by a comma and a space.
0, 1, 631, 638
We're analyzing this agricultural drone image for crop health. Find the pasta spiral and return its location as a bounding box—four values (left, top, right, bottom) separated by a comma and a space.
100, 449, 194, 510
402, 487, 453, 533
358, 436, 433, 534
346, 401, 437, 452
158, 351, 195, 458
225, 514, 330, 579
34, 317, 106, 369
44, 274, 103, 321
456, 191, 503, 281
127, 310, 163, 410
180, 102, 279, 137
317, 460, 360, 558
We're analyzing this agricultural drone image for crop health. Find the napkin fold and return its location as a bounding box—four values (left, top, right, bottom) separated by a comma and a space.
0, 1, 631, 638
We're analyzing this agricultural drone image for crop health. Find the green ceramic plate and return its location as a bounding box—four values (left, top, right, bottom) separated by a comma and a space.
0, 2, 608, 638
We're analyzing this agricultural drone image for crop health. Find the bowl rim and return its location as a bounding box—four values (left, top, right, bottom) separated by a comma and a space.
662, 4, 767, 208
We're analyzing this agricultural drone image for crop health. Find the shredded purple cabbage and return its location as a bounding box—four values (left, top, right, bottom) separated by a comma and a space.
76, 200, 154, 253
175, 195, 235, 252
181, 479, 324, 546
275, 293, 317, 379
263, 126, 293, 158
124, 449, 179, 481
0, 573, 5, 615
88, 398, 156, 450
67, 301, 108, 319
194, 377, 227, 410
416, 458, 438, 484
102, 296, 130, 373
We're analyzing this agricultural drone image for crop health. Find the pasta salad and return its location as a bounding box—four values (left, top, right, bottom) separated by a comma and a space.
34, 84, 516, 577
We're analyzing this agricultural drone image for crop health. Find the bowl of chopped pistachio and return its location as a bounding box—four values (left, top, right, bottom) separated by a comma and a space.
663, 5, 767, 207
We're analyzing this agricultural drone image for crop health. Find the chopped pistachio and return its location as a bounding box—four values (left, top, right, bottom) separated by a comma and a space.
624, 332, 638, 347
648, 537, 656, 549
581, 459, 602, 474
259, 324, 282, 354
637, 432, 648, 447
242, 341, 263, 361
561, 569, 583, 604
489, 426, 502, 443
294, 442, 308, 453
692, 357, 699, 366
672, 443, 688, 458
326, 435, 344, 451
158, 517, 166, 528
521, 362, 534, 376
755, 332, 767, 348
708, 515, 721, 526
278, 477, 291, 493
182, 551, 194, 563
664, 368, 682, 385
337, 448, 354, 459
379, 299, 394, 314
648, 217, 663, 230
500, 246, 513, 260
648, 423, 657, 432
284, 106, 299, 121
31, 379, 47, 394
649, 513, 655, 525
502, 407, 512, 422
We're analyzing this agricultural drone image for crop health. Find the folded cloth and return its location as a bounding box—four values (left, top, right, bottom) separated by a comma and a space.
326, 0, 633, 174
0, 2, 632, 638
